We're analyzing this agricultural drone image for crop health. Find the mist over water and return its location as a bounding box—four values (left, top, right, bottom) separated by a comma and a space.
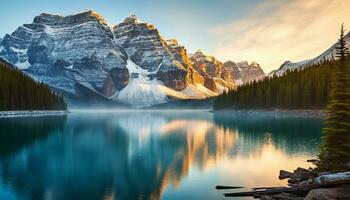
0, 111, 323, 200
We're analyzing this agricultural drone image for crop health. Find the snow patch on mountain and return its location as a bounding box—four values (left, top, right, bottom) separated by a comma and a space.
116, 59, 168, 106
15, 60, 31, 69
181, 84, 218, 98
115, 58, 219, 106
157, 83, 218, 100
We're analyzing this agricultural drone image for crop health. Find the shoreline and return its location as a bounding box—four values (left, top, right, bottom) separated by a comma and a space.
0, 110, 69, 118
218, 166, 350, 199
211, 109, 326, 118
0, 109, 326, 118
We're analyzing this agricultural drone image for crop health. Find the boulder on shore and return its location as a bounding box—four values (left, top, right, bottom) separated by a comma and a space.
305, 186, 350, 200
279, 167, 316, 184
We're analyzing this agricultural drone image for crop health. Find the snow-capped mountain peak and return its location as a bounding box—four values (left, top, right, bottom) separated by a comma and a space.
33, 9, 108, 27
124, 14, 143, 24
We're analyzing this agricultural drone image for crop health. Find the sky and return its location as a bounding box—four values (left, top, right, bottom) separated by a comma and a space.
0, 0, 349, 73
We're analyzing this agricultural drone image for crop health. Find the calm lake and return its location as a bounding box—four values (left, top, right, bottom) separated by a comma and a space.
0, 111, 324, 200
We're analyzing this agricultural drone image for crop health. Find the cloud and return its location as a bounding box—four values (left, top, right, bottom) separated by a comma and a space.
212, 0, 350, 73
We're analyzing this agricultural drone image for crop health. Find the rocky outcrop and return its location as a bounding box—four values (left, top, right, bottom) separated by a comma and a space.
223, 61, 241, 82
189, 50, 235, 91
165, 39, 205, 86
305, 186, 350, 200
236, 61, 265, 84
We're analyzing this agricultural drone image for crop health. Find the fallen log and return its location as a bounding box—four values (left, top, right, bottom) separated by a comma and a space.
224, 184, 320, 197
252, 186, 287, 190
315, 172, 350, 186
307, 159, 318, 163
215, 185, 244, 190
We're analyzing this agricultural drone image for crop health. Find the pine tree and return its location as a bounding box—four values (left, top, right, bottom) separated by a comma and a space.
317, 24, 350, 172
335, 24, 349, 63
0, 60, 67, 111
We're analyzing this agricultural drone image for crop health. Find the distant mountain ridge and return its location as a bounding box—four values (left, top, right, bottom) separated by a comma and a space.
270, 31, 350, 76
223, 60, 265, 85
0, 9, 261, 107
189, 50, 265, 86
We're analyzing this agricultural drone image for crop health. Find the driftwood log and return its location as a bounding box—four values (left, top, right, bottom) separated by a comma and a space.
215, 186, 243, 190
224, 185, 319, 197
315, 172, 350, 185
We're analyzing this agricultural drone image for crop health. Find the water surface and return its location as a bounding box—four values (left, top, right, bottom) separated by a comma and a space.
0, 111, 324, 200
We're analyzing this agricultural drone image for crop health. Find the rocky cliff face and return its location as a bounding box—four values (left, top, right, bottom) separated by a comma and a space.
222, 61, 265, 85
0, 10, 128, 100
189, 50, 264, 87
0, 10, 231, 106
222, 61, 241, 83
236, 61, 265, 83
189, 50, 235, 92
113, 15, 195, 91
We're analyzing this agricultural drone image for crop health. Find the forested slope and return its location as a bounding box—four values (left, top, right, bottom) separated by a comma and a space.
0, 58, 66, 111
213, 59, 343, 110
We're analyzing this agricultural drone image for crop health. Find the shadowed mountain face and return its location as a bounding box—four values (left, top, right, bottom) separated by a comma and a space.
0, 10, 238, 107
0, 111, 323, 200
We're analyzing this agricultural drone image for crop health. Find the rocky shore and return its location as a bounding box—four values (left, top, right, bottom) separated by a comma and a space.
261, 168, 350, 199
211, 109, 326, 118
218, 166, 350, 199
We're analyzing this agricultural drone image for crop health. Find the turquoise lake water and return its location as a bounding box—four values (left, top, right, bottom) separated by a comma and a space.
0, 111, 324, 200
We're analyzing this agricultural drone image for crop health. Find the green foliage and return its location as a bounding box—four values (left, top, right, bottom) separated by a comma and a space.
317, 24, 350, 172
213, 60, 336, 110
0, 61, 67, 111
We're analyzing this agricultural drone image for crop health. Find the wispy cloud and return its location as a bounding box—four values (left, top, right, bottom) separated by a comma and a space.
212, 0, 350, 73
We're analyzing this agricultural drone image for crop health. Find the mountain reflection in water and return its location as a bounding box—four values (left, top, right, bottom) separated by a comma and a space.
0, 111, 323, 200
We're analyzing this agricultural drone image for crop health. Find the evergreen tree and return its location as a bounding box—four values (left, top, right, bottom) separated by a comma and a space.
335, 24, 349, 63
213, 59, 335, 110
0, 59, 67, 111
317, 24, 350, 171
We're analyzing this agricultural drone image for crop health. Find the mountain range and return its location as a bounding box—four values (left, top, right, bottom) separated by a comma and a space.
270, 31, 350, 76
0, 10, 265, 107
